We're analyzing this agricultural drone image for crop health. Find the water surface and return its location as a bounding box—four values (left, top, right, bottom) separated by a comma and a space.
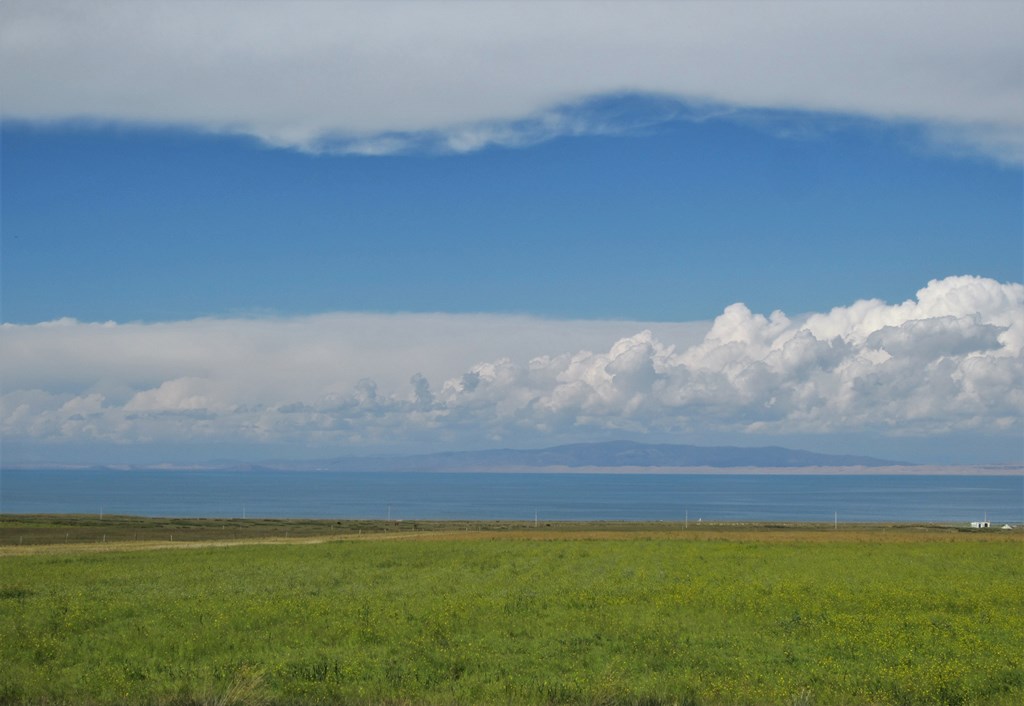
2, 469, 1020, 524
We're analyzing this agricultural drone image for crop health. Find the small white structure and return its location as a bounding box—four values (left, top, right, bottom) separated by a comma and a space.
971, 512, 992, 529
1002, 524, 1014, 530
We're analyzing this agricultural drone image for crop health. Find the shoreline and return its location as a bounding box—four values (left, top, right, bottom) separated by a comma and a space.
4, 464, 1022, 475
3, 514, 1020, 555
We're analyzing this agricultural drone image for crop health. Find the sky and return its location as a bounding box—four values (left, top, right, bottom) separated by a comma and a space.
1, 1, 1022, 466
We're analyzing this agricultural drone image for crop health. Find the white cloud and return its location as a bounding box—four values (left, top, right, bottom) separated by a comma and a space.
1, 1, 1021, 161
2, 276, 1021, 456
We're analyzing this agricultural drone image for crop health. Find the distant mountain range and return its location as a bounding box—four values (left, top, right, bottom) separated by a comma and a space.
249, 441, 908, 472
7, 441, 914, 472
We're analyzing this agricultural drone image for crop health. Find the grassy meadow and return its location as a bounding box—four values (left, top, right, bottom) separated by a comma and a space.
1, 520, 1021, 705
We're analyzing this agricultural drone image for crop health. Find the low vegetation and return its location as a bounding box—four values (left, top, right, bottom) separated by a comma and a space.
0, 518, 1021, 705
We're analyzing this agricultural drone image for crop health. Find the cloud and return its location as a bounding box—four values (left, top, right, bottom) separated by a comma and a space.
2, 1, 1021, 161
2, 276, 1021, 458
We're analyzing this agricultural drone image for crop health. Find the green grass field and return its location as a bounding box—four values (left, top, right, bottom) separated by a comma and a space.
1, 519, 1021, 705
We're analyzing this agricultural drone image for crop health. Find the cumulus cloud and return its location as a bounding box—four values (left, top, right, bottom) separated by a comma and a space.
1, 1, 1021, 161
2, 276, 1021, 457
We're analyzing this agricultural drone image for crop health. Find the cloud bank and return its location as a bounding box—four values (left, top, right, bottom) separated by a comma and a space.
2, 276, 1021, 460
2, 1, 1021, 161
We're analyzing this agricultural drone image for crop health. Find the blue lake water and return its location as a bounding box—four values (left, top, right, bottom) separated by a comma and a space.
1, 469, 1021, 524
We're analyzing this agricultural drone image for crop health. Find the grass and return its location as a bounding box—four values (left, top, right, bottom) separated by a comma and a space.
2, 514, 1010, 548
0, 517, 1021, 705
0, 514, 506, 546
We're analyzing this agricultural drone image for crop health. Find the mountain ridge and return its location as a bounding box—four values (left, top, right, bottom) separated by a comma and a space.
3, 441, 915, 471
266, 440, 909, 471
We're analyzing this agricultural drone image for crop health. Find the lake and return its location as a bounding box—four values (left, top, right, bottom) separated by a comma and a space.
2, 469, 1021, 524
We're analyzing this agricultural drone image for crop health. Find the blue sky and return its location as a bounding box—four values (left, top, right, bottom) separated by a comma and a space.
1, 2, 1022, 466
3, 112, 1021, 325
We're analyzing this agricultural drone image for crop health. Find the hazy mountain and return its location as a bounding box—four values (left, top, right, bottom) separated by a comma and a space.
270, 441, 907, 471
